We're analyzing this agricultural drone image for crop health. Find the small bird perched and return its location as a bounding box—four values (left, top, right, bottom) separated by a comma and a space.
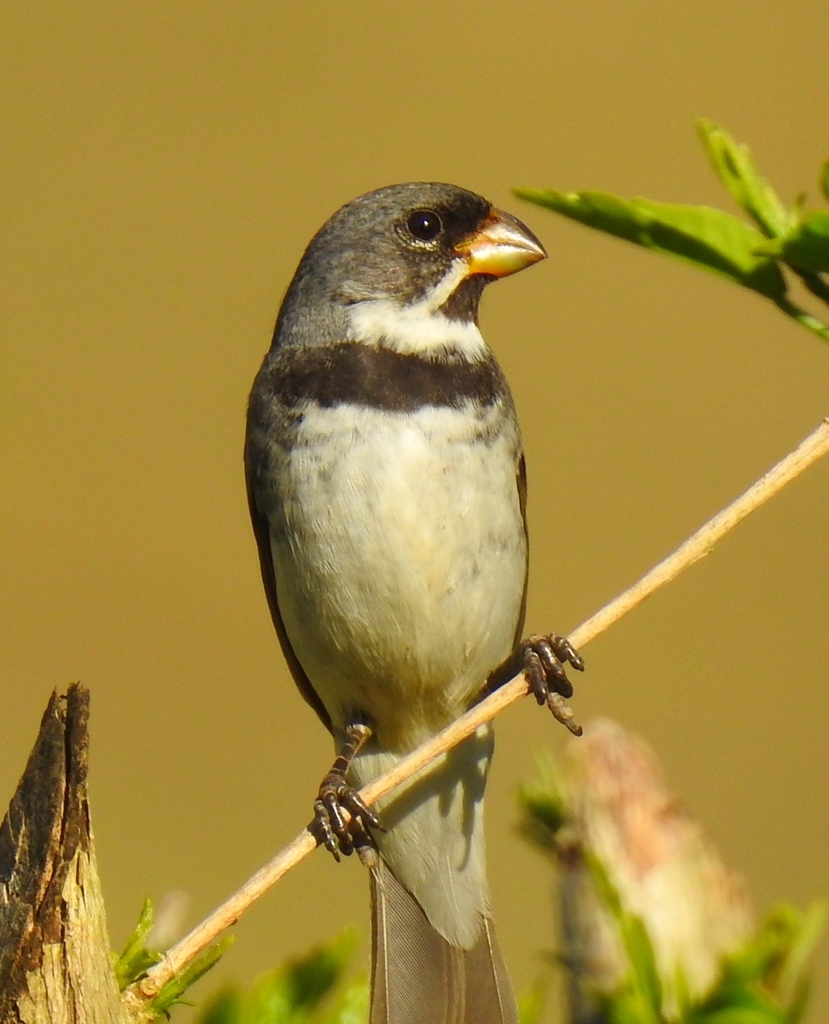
245, 183, 582, 1024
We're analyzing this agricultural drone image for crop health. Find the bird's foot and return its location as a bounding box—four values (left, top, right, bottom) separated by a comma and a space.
521, 633, 584, 701
311, 721, 385, 862
520, 633, 584, 735
487, 633, 584, 735
313, 773, 383, 861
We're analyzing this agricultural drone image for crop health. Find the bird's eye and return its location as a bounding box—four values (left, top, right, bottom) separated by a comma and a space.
405, 209, 443, 242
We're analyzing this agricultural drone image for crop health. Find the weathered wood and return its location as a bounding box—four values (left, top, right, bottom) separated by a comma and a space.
0, 685, 126, 1024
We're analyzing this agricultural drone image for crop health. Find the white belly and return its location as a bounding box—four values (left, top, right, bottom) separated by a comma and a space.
265, 400, 526, 751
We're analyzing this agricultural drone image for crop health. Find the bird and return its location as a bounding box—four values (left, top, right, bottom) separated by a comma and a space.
245, 182, 582, 1024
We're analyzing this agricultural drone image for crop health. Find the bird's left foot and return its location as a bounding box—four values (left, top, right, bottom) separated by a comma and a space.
520, 634, 584, 735
487, 633, 584, 736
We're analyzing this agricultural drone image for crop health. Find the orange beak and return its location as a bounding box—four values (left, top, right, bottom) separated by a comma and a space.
454, 208, 547, 277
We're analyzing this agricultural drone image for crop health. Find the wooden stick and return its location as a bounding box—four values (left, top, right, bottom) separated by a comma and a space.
130, 417, 829, 1003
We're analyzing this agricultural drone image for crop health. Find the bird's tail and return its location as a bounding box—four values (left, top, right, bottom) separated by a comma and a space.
369, 857, 518, 1024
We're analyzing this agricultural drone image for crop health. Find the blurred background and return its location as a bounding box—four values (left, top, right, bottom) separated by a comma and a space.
1, 2, 827, 1019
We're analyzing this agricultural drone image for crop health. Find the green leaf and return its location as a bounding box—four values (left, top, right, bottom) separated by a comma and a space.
746, 902, 826, 1012
776, 902, 826, 1017
603, 990, 665, 1024
517, 755, 567, 859
820, 161, 829, 203
315, 977, 369, 1024
193, 931, 358, 1024
517, 975, 550, 1024
113, 898, 162, 991
514, 188, 787, 301
153, 936, 234, 1017
195, 986, 242, 1024
281, 929, 356, 1012
689, 902, 825, 1024
585, 853, 663, 1019
696, 119, 792, 238
755, 211, 829, 272
688, 1009, 783, 1024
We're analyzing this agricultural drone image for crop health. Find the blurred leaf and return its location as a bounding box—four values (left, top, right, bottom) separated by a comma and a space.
687, 1010, 782, 1024
517, 735, 823, 1024
585, 854, 663, 1022
517, 975, 550, 1024
191, 932, 360, 1024
315, 976, 369, 1024
725, 905, 805, 988
113, 898, 161, 991
696, 119, 792, 238
196, 987, 242, 1024
689, 903, 825, 1024
821, 161, 829, 203
516, 755, 567, 858
754, 211, 829, 272
283, 929, 357, 1012
776, 903, 825, 1019
602, 989, 664, 1024
514, 188, 787, 301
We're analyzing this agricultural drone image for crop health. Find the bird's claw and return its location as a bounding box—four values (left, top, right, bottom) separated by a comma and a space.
313, 773, 384, 862
519, 633, 584, 736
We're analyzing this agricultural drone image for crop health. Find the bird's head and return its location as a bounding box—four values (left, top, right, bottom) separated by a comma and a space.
275, 182, 546, 360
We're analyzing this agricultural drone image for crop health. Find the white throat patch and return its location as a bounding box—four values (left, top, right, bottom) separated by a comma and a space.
346, 260, 488, 360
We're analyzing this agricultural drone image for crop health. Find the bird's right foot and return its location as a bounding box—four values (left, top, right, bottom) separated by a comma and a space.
311, 721, 385, 862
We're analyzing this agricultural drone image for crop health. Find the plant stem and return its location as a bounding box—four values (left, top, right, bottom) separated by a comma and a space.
794, 269, 829, 309
775, 295, 829, 344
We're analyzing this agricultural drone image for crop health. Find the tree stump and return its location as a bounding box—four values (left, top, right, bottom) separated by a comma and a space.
0, 685, 126, 1024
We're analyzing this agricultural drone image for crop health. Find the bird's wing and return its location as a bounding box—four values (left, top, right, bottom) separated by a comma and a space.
244, 443, 333, 733
513, 452, 529, 646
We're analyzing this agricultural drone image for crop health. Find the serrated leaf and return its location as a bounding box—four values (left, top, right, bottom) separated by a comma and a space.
755, 211, 829, 272
514, 188, 787, 301
696, 119, 792, 238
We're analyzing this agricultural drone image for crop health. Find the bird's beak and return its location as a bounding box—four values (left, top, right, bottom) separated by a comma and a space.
454, 209, 547, 278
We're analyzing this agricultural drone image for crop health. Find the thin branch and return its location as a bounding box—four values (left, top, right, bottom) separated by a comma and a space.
129, 417, 829, 1005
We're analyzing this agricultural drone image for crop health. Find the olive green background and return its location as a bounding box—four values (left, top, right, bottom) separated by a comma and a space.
1, 2, 827, 1019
